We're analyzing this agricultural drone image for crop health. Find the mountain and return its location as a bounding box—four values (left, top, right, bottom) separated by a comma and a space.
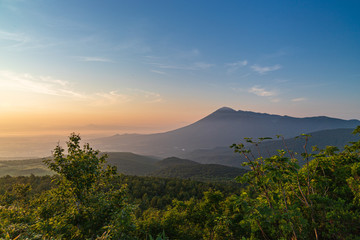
90, 107, 360, 157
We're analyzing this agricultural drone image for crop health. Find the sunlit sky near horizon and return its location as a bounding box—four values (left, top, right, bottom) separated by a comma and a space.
1, 0, 360, 136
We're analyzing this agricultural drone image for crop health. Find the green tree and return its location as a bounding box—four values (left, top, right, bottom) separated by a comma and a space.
35, 133, 135, 239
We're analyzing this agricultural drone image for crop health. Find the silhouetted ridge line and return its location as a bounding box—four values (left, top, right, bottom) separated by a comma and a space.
90, 107, 360, 157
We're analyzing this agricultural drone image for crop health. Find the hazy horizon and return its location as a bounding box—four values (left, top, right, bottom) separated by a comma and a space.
1, 106, 359, 138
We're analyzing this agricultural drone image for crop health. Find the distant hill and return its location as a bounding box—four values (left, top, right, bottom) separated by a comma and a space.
105, 152, 159, 176
90, 107, 360, 157
156, 157, 200, 168
151, 163, 247, 182
0, 154, 246, 181
183, 128, 360, 168
151, 157, 246, 181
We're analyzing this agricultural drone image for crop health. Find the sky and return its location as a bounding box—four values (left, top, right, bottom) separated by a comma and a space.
0, 0, 360, 137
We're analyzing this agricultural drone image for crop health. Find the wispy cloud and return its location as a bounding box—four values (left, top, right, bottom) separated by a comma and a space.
225, 60, 248, 73
239, 73, 251, 79
0, 30, 28, 42
271, 98, 281, 103
0, 29, 63, 51
144, 47, 213, 72
94, 91, 132, 105
149, 63, 189, 70
0, 70, 85, 98
261, 50, 287, 60
251, 64, 282, 74
177, 48, 200, 58
0, 30, 31, 49
144, 55, 165, 60
248, 86, 277, 97
291, 97, 307, 102
76, 56, 114, 63
151, 69, 166, 75
189, 48, 200, 57
130, 89, 163, 103
115, 39, 152, 53
0, 70, 163, 106
94, 88, 163, 105
149, 62, 214, 71
193, 62, 215, 69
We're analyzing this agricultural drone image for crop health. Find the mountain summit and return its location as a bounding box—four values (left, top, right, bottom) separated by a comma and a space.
90, 107, 360, 157
214, 107, 237, 112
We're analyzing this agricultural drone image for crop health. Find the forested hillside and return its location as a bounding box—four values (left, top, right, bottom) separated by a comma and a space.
1, 128, 360, 239
152, 163, 247, 181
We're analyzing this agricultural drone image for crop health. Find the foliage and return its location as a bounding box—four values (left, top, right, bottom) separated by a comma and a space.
230, 127, 360, 239
135, 190, 245, 240
118, 174, 241, 211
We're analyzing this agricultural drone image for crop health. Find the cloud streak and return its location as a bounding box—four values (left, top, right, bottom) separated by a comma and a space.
226, 60, 248, 73
115, 38, 152, 53
251, 64, 282, 74
0, 30, 31, 49
0, 29, 63, 51
94, 91, 132, 105
94, 89, 163, 105
248, 86, 277, 98
151, 69, 166, 75
149, 61, 214, 71
0, 70, 84, 98
194, 62, 215, 69
176, 48, 200, 58
76, 56, 114, 63
291, 97, 307, 102
131, 88, 163, 103
0, 30, 29, 43
0, 70, 163, 106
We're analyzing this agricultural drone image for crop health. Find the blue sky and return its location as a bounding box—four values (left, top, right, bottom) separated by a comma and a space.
0, 0, 359, 136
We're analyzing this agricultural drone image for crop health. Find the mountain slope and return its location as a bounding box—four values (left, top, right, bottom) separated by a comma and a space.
105, 152, 159, 175
156, 157, 200, 168
90, 107, 360, 157
183, 128, 360, 168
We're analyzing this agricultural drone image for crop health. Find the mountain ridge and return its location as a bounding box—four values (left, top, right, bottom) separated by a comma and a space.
89, 107, 360, 157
